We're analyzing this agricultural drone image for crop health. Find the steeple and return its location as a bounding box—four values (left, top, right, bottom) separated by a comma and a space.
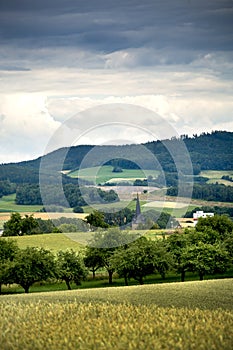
131, 193, 145, 229
135, 193, 141, 217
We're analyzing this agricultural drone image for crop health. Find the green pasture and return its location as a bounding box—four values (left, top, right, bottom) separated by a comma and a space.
6, 233, 82, 253
0, 279, 232, 350
5, 230, 166, 252
200, 170, 233, 186
0, 194, 43, 213
68, 165, 159, 184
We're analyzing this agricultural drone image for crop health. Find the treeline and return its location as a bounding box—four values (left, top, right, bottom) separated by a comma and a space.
15, 184, 119, 207
167, 183, 233, 202
222, 175, 233, 182
2, 208, 176, 238
1, 215, 232, 293
2, 213, 89, 236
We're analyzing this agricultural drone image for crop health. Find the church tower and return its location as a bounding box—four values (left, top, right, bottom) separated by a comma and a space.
132, 193, 145, 229
135, 192, 141, 217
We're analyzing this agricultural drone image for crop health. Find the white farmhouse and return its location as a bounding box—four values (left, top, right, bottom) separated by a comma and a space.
193, 210, 214, 225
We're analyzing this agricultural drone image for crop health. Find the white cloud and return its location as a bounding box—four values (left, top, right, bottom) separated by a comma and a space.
0, 93, 60, 163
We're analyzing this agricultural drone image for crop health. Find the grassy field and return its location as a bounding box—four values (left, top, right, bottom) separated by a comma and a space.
4, 230, 168, 252
68, 165, 159, 184
0, 279, 232, 350
0, 194, 43, 213
200, 170, 233, 186
5, 233, 83, 252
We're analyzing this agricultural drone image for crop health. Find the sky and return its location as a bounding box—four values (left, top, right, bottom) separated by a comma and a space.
0, 0, 233, 163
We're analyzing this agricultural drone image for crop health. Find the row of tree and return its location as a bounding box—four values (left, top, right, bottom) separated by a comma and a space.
0, 242, 86, 293
1, 215, 232, 293
2, 213, 89, 236
84, 215, 233, 284
2, 208, 176, 237
167, 183, 233, 202
15, 184, 119, 207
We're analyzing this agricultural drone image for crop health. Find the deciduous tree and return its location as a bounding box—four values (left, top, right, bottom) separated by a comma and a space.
56, 250, 87, 290
10, 247, 56, 293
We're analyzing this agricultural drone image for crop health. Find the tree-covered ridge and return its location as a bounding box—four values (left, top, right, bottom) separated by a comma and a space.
0, 131, 232, 204
1, 130, 232, 174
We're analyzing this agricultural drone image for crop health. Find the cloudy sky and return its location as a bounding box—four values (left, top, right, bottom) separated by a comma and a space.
0, 0, 233, 163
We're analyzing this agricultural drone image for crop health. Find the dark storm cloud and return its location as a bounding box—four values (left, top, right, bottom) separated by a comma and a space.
0, 0, 232, 53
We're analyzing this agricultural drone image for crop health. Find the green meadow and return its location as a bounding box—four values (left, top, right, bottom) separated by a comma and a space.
200, 170, 233, 186
68, 165, 159, 184
6, 233, 83, 253
0, 194, 43, 213
0, 279, 232, 350
6, 230, 166, 253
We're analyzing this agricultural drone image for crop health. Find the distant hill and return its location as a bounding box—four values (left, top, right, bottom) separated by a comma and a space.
0, 131, 232, 185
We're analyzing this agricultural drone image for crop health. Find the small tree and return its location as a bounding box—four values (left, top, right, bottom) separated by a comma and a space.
73, 206, 84, 213
84, 247, 104, 279
112, 166, 123, 173
85, 210, 109, 230
10, 247, 56, 293
56, 250, 87, 290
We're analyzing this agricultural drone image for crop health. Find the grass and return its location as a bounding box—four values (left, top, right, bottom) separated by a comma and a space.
200, 170, 233, 186
0, 279, 232, 350
4, 230, 167, 252
68, 165, 159, 184
0, 194, 43, 212
6, 233, 83, 253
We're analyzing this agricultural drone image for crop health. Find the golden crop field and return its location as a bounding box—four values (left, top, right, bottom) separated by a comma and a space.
0, 279, 232, 350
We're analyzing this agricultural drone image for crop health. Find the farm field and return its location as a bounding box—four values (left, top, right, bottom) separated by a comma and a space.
0, 279, 232, 350
200, 170, 233, 186
68, 165, 159, 184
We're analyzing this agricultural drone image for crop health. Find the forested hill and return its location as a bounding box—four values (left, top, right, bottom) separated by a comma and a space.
0, 131, 232, 185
